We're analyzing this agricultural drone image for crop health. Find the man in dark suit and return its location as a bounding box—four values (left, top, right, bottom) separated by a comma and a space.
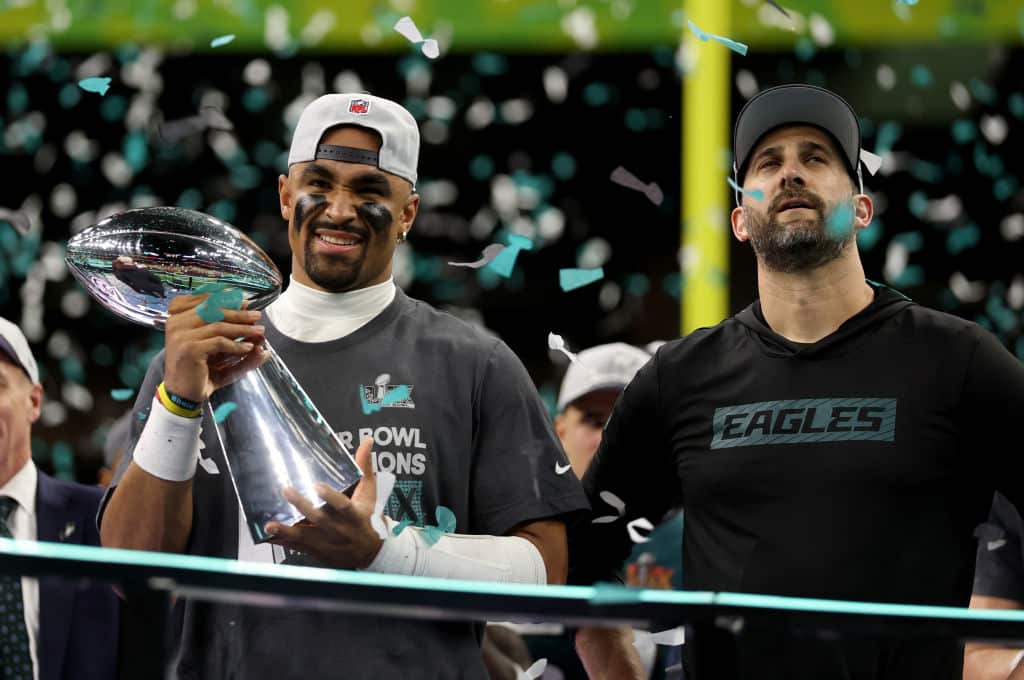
0, 316, 119, 680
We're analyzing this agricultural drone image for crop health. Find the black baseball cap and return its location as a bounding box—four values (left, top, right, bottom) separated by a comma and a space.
733, 84, 862, 193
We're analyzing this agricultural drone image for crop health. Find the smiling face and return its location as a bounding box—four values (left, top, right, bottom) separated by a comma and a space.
731, 125, 873, 274
278, 125, 419, 293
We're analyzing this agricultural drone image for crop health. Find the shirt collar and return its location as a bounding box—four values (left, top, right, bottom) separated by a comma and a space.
0, 459, 36, 519
271, 276, 396, 320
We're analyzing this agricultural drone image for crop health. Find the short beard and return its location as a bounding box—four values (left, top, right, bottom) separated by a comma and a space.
301, 237, 363, 292
746, 191, 854, 274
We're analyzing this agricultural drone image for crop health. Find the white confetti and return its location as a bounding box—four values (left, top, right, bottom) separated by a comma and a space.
859, 149, 883, 176
420, 38, 440, 59
448, 243, 505, 269
610, 166, 663, 206
0, 207, 31, 235
394, 16, 424, 43
599, 490, 626, 514
626, 517, 654, 543
514, 658, 547, 680
548, 332, 581, 365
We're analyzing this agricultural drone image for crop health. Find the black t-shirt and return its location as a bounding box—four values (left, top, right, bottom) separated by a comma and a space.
973, 492, 1024, 601
569, 283, 1024, 679
104, 289, 588, 680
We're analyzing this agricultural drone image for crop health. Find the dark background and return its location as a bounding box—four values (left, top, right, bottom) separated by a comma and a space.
2, 39, 1022, 484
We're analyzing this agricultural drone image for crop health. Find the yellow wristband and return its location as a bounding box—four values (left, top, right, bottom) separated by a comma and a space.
156, 382, 202, 418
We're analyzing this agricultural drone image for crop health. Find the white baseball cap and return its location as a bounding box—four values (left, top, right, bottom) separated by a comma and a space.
557, 342, 651, 411
0, 317, 38, 384
288, 93, 420, 187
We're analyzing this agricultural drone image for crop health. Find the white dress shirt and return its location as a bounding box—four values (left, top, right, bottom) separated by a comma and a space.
238, 276, 396, 563
1, 460, 40, 680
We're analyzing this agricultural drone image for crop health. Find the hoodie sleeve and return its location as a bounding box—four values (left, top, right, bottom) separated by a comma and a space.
567, 352, 682, 586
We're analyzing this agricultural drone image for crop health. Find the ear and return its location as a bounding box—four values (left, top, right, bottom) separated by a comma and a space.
554, 413, 567, 441
399, 192, 420, 236
852, 192, 873, 231
278, 173, 292, 222
28, 383, 42, 424
731, 205, 750, 242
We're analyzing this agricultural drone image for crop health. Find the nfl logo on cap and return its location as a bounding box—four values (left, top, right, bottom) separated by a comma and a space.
348, 98, 371, 115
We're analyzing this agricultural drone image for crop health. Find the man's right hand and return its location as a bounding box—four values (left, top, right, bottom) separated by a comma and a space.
163, 293, 270, 403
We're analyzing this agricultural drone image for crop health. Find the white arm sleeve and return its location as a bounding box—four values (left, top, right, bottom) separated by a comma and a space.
365, 517, 547, 585
132, 396, 202, 482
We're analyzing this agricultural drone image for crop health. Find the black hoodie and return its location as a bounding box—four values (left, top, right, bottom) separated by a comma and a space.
570, 282, 1024, 679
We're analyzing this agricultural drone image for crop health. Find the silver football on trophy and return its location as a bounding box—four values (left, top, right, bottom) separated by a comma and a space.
65, 206, 281, 328
66, 207, 362, 543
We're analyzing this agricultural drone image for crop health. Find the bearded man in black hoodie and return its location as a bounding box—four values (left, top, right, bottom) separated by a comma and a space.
569, 84, 1024, 680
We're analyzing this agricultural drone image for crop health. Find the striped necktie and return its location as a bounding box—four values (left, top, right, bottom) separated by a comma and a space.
0, 497, 32, 680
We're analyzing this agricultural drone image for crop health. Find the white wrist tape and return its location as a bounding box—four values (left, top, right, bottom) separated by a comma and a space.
365, 517, 547, 585
132, 396, 202, 482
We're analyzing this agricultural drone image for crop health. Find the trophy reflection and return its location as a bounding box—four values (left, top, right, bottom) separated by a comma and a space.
66, 206, 362, 542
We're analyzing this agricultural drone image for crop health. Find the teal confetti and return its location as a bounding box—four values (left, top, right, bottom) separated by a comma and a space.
624, 273, 650, 297
78, 77, 112, 96
951, 120, 977, 144
469, 155, 494, 181
1009, 93, 1024, 120
826, 201, 855, 240
874, 121, 902, 154
137, 411, 148, 422
727, 176, 764, 201
892, 231, 924, 252
900, 0, 918, 4
907, 191, 929, 219
687, 19, 748, 56
213, 402, 238, 423
472, 53, 508, 77
110, 388, 135, 401
196, 287, 243, 323
583, 82, 612, 107
910, 65, 933, 88
968, 79, 997, 106
422, 505, 457, 546
892, 266, 924, 288
507, 235, 534, 251
193, 282, 227, 295
485, 235, 533, 278
210, 34, 236, 48
560, 267, 605, 292
551, 152, 576, 180
909, 160, 943, 184
793, 37, 816, 63
994, 177, 1019, 202
392, 519, 414, 536
946, 224, 980, 255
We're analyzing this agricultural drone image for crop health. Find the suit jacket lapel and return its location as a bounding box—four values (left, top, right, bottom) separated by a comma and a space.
35, 473, 77, 680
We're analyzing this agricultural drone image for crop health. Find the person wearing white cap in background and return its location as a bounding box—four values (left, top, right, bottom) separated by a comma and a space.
485, 342, 657, 680
0, 317, 119, 680
99, 93, 588, 679
555, 342, 653, 479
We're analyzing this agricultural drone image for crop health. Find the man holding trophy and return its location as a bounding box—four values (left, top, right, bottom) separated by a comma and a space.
97, 93, 589, 678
